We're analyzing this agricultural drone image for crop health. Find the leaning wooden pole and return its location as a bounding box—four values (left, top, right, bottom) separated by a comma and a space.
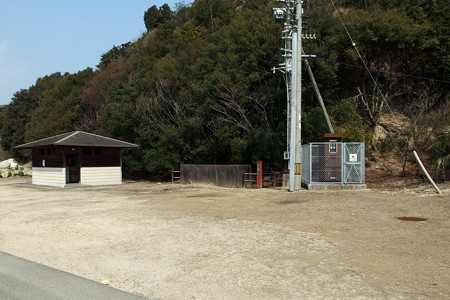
412, 150, 442, 194
302, 48, 334, 133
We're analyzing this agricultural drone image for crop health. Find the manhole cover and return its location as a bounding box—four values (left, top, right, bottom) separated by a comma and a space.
397, 217, 428, 221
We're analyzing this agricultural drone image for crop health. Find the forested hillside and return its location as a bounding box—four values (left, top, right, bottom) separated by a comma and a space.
0, 0, 448, 178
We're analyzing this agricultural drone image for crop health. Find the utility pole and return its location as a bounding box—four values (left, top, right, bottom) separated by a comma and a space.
289, 19, 298, 191
273, 1, 312, 191
293, 0, 303, 190
302, 48, 334, 133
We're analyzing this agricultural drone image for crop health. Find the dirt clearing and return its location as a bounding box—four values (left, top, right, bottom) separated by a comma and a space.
1, 177, 449, 299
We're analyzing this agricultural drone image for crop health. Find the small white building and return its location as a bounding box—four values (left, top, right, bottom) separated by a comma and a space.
15, 131, 138, 187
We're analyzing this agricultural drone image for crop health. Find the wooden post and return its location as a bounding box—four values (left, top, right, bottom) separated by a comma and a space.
256, 161, 263, 188
412, 150, 442, 195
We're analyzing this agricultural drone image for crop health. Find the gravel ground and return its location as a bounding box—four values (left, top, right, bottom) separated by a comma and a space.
0, 177, 449, 299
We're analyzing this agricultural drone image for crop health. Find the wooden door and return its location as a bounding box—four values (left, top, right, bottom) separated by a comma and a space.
66, 154, 80, 183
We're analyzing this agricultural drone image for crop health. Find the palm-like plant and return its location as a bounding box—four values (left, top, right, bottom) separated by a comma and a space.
427, 126, 450, 174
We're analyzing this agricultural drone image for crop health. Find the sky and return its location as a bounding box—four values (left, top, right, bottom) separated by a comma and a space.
0, 0, 187, 105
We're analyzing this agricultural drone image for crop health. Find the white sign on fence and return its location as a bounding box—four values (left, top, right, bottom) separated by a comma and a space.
349, 153, 358, 162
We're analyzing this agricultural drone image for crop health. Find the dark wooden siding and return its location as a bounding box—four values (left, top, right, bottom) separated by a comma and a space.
180, 164, 251, 188
31, 146, 121, 168
80, 148, 121, 167
32, 147, 64, 167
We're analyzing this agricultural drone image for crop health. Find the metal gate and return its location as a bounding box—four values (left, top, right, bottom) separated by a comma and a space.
302, 142, 365, 184
342, 143, 365, 184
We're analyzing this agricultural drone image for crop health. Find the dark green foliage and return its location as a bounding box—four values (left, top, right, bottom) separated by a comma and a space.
190, 0, 232, 28
0, 89, 37, 156
159, 4, 172, 21
0, 106, 6, 134
144, 4, 173, 31
144, 5, 160, 31
24, 69, 94, 142
328, 98, 369, 142
0, 73, 63, 159
97, 43, 130, 69
103, 80, 139, 142
303, 107, 331, 143
0, 0, 448, 177
427, 126, 450, 171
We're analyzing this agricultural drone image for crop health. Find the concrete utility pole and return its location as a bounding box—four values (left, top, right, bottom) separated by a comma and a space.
289, 17, 298, 191
302, 48, 334, 133
293, 0, 303, 191
274, 0, 313, 191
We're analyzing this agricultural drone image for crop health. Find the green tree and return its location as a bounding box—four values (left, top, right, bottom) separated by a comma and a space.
144, 4, 172, 31
144, 5, 160, 31
159, 4, 172, 22
0, 73, 63, 158
3, 0, 447, 177
329, 98, 369, 142
97, 42, 130, 69
25, 68, 94, 142
190, 0, 231, 29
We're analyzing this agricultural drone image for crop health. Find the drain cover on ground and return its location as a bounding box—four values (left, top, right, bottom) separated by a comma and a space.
396, 217, 428, 221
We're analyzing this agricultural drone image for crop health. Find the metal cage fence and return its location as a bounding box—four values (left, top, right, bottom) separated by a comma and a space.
302, 142, 365, 184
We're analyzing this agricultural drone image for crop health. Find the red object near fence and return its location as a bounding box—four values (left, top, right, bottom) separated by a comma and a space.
256, 161, 263, 188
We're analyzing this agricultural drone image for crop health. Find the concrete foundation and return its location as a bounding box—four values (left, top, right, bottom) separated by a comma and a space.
301, 182, 367, 190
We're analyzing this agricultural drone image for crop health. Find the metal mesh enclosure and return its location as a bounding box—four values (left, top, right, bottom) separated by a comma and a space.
302, 143, 365, 184
343, 143, 365, 183
180, 164, 251, 188
302, 144, 311, 183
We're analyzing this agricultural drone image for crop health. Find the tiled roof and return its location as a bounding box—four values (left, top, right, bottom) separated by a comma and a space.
15, 131, 138, 149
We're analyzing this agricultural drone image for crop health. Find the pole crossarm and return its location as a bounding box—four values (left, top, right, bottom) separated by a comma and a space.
272, 0, 315, 191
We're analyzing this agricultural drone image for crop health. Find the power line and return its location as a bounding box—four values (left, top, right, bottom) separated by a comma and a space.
329, 0, 414, 150
316, 57, 450, 84
328, 0, 442, 194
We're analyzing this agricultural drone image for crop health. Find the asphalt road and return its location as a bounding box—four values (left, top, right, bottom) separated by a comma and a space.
0, 251, 148, 300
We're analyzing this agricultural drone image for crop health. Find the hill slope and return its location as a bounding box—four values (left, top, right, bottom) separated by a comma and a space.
0, 0, 448, 178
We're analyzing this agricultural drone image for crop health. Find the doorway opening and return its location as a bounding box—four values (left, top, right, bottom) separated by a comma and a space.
66, 154, 80, 184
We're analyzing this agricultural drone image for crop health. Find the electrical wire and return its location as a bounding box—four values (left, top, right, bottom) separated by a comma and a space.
316, 57, 450, 84
328, 0, 444, 194
328, 0, 417, 151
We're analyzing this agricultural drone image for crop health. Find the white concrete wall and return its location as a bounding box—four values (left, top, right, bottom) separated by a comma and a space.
80, 167, 122, 185
32, 167, 66, 187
